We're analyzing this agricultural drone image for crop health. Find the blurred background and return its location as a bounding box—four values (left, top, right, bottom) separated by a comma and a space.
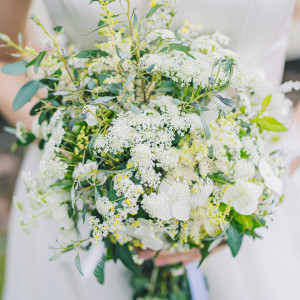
0, 0, 300, 298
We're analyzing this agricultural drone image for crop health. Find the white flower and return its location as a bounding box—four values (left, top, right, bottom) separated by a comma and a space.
190, 178, 213, 208
85, 105, 98, 127
222, 181, 263, 215
142, 178, 191, 221
259, 158, 283, 195
72, 160, 103, 182
126, 219, 164, 251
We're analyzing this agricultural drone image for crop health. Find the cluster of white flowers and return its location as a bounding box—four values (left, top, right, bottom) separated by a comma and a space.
12, 0, 292, 266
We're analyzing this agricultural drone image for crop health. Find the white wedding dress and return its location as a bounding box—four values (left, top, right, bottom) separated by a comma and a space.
3, 1, 298, 300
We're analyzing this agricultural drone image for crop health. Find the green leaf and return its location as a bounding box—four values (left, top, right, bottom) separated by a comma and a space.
13, 80, 43, 111
227, 225, 243, 257
234, 213, 253, 231
215, 94, 235, 108
49, 253, 61, 261
133, 12, 138, 27
261, 94, 271, 113
53, 26, 63, 33
224, 58, 234, 71
88, 133, 98, 156
255, 116, 288, 132
200, 113, 210, 139
34, 51, 46, 74
114, 243, 140, 274
76, 50, 108, 58
145, 64, 155, 72
89, 0, 99, 3
1, 61, 27, 75
208, 173, 234, 185
124, 73, 136, 87
199, 241, 212, 266
75, 253, 84, 276
169, 43, 190, 52
146, 4, 162, 18
115, 46, 130, 60
82, 203, 87, 224
93, 96, 116, 104
172, 99, 183, 105
130, 103, 142, 114
71, 186, 76, 208
94, 254, 106, 284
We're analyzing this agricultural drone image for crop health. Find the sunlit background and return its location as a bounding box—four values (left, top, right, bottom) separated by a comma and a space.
0, 0, 300, 298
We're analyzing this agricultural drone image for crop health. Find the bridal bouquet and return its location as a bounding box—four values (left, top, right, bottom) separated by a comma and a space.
1, 0, 292, 298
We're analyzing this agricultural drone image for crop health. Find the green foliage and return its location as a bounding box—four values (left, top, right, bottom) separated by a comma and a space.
76, 50, 108, 58
94, 254, 106, 284
215, 94, 235, 108
26, 51, 46, 73
1, 61, 27, 75
146, 4, 162, 18
255, 116, 287, 132
53, 26, 63, 33
113, 243, 140, 274
75, 252, 84, 276
13, 80, 44, 111
226, 225, 243, 257
200, 113, 211, 139
130, 103, 142, 114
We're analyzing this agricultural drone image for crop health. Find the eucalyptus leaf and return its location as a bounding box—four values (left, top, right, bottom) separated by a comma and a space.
146, 4, 162, 18
52, 90, 70, 96
125, 74, 136, 87
93, 96, 116, 104
169, 43, 190, 52
78, 200, 85, 224
133, 12, 138, 27
94, 254, 106, 284
226, 225, 243, 257
224, 58, 234, 72
200, 113, 210, 139
71, 186, 76, 208
75, 253, 84, 276
215, 95, 235, 108
13, 80, 44, 111
130, 103, 142, 114
145, 64, 155, 72
34, 51, 46, 73
115, 45, 130, 59
2, 61, 27, 75
114, 243, 140, 274
172, 99, 183, 105
76, 50, 108, 58
88, 133, 98, 156
49, 253, 61, 261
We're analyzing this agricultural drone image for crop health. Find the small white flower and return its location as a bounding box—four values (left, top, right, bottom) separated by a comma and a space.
222, 181, 263, 215
126, 218, 164, 250
142, 178, 191, 221
73, 160, 105, 183
259, 158, 283, 195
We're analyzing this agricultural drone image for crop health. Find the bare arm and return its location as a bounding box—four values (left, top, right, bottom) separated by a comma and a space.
0, 0, 36, 129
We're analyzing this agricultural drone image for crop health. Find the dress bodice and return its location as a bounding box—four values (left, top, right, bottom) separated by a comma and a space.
42, 0, 295, 85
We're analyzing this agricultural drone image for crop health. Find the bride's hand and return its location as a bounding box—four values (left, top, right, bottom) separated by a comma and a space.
139, 243, 227, 266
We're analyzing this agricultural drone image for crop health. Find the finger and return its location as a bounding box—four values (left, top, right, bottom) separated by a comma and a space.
155, 249, 201, 266
139, 249, 156, 259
